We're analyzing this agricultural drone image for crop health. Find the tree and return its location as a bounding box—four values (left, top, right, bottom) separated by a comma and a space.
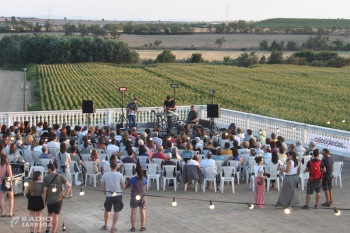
332, 39, 344, 50
215, 37, 226, 47
154, 40, 162, 47
268, 50, 284, 64
123, 21, 134, 34
236, 52, 258, 67
34, 22, 42, 32
78, 24, 89, 36
64, 23, 77, 36
237, 20, 248, 33
260, 55, 266, 64
228, 22, 238, 33
259, 39, 268, 50
64, 17, 67, 20
93, 27, 107, 37
190, 53, 204, 63
156, 49, 176, 63
223, 56, 230, 64
111, 29, 121, 39
286, 40, 298, 51
45, 20, 52, 31
215, 24, 225, 33
170, 24, 183, 34
149, 43, 153, 47
207, 24, 213, 33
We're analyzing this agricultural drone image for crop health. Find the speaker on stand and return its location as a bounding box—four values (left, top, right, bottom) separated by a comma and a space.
207, 104, 220, 134
82, 100, 96, 128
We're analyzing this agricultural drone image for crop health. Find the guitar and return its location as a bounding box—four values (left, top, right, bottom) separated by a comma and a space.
164, 100, 178, 113
127, 110, 143, 116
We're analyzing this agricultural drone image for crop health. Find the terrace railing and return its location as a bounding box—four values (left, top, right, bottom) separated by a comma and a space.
0, 105, 349, 157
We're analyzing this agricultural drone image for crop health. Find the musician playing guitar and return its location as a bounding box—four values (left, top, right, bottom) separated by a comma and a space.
163, 96, 177, 129
126, 98, 138, 130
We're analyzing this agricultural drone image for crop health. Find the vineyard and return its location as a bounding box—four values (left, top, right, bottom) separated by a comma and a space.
37, 63, 350, 131
255, 18, 350, 28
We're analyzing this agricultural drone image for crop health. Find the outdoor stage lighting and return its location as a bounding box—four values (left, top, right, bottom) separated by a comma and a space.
171, 84, 178, 88
209, 89, 215, 95
119, 87, 127, 92
209, 200, 215, 209
334, 207, 341, 216
172, 197, 177, 207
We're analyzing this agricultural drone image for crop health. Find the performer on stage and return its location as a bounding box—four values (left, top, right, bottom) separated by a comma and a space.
126, 98, 138, 130
163, 96, 177, 129
184, 105, 198, 134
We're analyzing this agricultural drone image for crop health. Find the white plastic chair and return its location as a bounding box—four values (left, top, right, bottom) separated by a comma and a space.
33, 151, 42, 165
162, 165, 177, 191
40, 159, 53, 176
48, 147, 59, 157
69, 161, 82, 186
250, 175, 255, 191
7, 155, 17, 163
333, 161, 343, 188
28, 166, 45, 181
24, 150, 34, 166
152, 158, 165, 169
279, 157, 287, 165
299, 164, 309, 190
81, 153, 90, 162
146, 164, 161, 190
103, 164, 111, 173
246, 159, 256, 184
137, 156, 149, 171
264, 158, 271, 165
85, 161, 101, 187
227, 160, 240, 184
215, 160, 223, 175
297, 151, 305, 158
220, 167, 235, 193
203, 166, 217, 192
302, 155, 312, 165
266, 164, 280, 191
222, 155, 231, 163
106, 150, 116, 157
98, 150, 108, 162
241, 153, 250, 167
123, 163, 136, 185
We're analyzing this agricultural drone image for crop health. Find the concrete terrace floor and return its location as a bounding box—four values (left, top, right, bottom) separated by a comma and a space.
0, 152, 348, 233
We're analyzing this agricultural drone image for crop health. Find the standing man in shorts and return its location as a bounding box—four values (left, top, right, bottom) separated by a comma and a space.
43, 163, 71, 233
321, 148, 335, 207
101, 160, 126, 232
301, 149, 326, 209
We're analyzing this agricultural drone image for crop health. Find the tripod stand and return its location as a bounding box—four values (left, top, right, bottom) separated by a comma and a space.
209, 118, 220, 134
117, 91, 128, 130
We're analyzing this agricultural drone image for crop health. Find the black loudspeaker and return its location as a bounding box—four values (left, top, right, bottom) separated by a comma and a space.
82, 100, 96, 113
198, 119, 210, 128
207, 104, 220, 118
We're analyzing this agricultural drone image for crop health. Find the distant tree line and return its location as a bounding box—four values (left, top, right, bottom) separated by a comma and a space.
259, 36, 350, 52
0, 34, 139, 66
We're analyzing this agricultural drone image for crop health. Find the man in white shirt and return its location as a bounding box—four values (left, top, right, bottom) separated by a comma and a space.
33, 139, 45, 152
295, 140, 306, 153
255, 142, 264, 154
47, 134, 60, 149
200, 152, 215, 169
81, 126, 88, 135
115, 129, 122, 143
36, 122, 44, 135
152, 132, 162, 146
107, 138, 120, 152
236, 127, 245, 142
243, 129, 255, 142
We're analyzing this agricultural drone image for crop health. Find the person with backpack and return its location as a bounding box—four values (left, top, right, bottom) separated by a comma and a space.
301, 149, 326, 209
130, 165, 147, 232
101, 160, 126, 232
43, 163, 71, 233
321, 148, 335, 207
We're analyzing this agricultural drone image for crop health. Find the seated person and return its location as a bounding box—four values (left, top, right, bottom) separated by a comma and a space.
181, 143, 193, 163
262, 147, 272, 162
184, 105, 198, 134
106, 138, 120, 152
163, 140, 173, 154
191, 140, 201, 154
214, 149, 224, 160
225, 148, 243, 165
203, 139, 213, 150
88, 150, 101, 172
171, 147, 182, 160
122, 148, 137, 164
80, 141, 91, 154
231, 140, 242, 150
138, 145, 152, 162
69, 147, 86, 179
188, 154, 200, 167
222, 142, 232, 155
175, 138, 186, 150
255, 142, 264, 154
39, 146, 53, 159
151, 146, 167, 161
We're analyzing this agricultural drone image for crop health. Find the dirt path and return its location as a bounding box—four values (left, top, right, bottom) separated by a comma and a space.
0, 70, 31, 112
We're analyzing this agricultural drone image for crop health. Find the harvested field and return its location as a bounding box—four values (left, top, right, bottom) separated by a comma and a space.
0, 70, 31, 112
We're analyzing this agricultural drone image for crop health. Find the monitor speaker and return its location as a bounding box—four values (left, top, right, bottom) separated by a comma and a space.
207, 104, 220, 118
82, 100, 96, 114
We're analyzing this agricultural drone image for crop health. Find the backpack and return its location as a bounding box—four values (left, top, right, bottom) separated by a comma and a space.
309, 160, 323, 181
133, 177, 145, 197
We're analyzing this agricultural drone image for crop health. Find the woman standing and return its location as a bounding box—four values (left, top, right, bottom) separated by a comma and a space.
56, 143, 74, 199
266, 151, 283, 188
276, 151, 301, 207
25, 171, 44, 233
130, 165, 147, 232
254, 156, 266, 209
0, 153, 14, 217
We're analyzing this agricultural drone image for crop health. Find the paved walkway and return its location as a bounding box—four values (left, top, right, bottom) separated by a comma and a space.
1, 152, 349, 233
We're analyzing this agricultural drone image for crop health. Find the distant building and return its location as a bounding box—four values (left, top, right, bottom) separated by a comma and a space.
102, 18, 106, 21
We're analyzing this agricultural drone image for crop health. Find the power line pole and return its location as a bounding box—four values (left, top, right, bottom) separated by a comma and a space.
226, 5, 228, 27
20, 68, 28, 112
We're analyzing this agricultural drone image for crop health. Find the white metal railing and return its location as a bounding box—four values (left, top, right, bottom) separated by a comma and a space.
1, 105, 349, 157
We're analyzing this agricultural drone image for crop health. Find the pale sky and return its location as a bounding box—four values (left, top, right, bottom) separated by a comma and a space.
1, 0, 350, 21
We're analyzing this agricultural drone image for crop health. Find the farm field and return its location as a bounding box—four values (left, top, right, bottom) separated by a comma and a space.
36, 63, 350, 131
2, 32, 350, 49
138, 50, 350, 61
